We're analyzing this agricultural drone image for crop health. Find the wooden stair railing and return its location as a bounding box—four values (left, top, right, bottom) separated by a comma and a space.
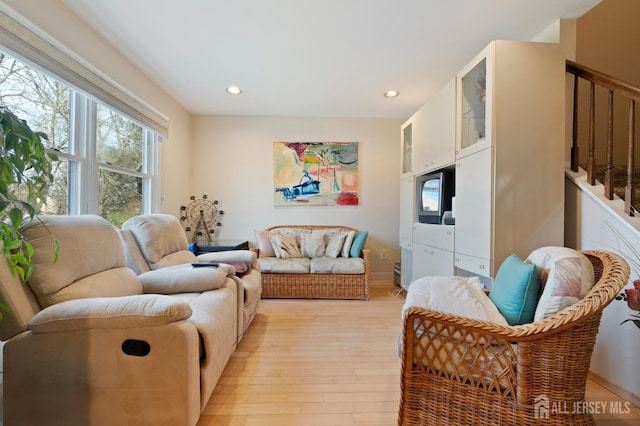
567, 60, 640, 216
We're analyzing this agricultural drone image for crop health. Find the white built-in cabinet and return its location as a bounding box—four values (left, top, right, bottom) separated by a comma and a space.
399, 39, 566, 288
453, 40, 565, 280
453, 147, 493, 276
413, 79, 456, 174
412, 223, 454, 280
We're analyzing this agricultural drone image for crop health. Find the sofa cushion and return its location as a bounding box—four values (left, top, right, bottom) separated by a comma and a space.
489, 254, 541, 325
20, 215, 143, 308
29, 294, 193, 333
310, 257, 365, 274
527, 246, 595, 321
122, 214, 192, 267
151, 250, 199, 269
258, 257, 310, 273
402, 276, 507, 325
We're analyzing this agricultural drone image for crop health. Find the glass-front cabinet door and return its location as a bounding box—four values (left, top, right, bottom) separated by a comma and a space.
401, 118, 413, 176
456, 43, 493, 158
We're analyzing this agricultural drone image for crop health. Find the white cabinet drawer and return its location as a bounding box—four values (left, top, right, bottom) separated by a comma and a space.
454, 253, 492, 277
412, 223, 454, 251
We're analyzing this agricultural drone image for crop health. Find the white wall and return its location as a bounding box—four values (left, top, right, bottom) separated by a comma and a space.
0, 0, 193, 216
191, 115, 404, 281
566, 170, 640, 405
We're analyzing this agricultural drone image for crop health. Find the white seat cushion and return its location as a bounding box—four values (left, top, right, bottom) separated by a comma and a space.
258, 257, 310, 273
309, 257, 365, 274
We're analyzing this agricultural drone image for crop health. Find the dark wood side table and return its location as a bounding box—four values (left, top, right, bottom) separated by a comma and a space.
195, 240, 249, 254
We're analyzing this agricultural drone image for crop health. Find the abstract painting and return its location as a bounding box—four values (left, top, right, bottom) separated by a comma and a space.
273, 142, 359, 206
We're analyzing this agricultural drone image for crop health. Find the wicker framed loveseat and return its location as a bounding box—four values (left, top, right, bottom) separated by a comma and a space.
256, 225, 370, 300
398, 250, 630, 426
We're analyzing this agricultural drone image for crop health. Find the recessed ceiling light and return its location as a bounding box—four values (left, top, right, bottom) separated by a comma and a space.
384, 90, 399, 98
227, 86, 242, 95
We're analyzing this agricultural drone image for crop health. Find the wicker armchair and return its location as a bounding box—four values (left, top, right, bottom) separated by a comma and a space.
398, 250, 630, 426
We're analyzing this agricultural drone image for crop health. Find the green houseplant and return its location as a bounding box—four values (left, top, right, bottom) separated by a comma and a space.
0, 106, 58, 287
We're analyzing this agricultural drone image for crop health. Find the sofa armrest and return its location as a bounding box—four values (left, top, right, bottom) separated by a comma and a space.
197, 249, 257, 264
139, 263, 230, 294
28, 294, 192, 333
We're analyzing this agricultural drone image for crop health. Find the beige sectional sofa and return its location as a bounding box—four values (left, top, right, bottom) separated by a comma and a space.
255, 225, 370, 300
0, 214, 258, 426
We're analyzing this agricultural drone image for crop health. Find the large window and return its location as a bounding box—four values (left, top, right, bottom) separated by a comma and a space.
0, 49, 160, 226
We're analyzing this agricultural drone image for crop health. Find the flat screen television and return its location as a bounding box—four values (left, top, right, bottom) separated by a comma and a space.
415, 169, 455, 224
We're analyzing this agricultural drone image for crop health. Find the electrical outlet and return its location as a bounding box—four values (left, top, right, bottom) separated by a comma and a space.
381, 249, 388, 260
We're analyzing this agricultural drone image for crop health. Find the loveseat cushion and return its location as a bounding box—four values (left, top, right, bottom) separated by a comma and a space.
258, 257, 310, 273
310, 257, 365, 274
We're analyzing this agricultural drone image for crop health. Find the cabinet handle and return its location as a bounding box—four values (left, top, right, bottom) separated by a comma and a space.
479, 264, 485, 270
456, 163, 461, 168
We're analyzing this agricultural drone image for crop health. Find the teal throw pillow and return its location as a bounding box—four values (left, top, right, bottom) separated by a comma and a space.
349, 231, 368, 258
488, 254, 541, 325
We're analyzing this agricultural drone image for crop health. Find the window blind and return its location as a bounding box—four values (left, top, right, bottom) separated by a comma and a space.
0, 11, 169, 135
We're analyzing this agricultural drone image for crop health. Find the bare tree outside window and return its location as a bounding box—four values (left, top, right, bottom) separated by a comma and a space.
0, 51, 69, 215
0, 49, 156, 224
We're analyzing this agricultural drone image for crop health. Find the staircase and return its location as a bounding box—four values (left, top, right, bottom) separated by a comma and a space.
567, 60, 640, 216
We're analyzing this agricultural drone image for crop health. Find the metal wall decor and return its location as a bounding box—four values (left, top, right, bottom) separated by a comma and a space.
179, 195, 224, 243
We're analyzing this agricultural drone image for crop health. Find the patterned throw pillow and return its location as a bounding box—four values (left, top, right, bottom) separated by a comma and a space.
325, 231, 347, 258
300, 232, 326, 258
270, 233, 303, 259
341, 230, 355, 257
526, 246, 595, 321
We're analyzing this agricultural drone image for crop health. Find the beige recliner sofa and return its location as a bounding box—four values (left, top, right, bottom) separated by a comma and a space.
1, 215, 238, 426
119, 213, 261, 341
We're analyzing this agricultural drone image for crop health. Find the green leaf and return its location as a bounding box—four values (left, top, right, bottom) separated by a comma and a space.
8, 207, 23, 228
0, 107, 55, 283
53, 238, 59, 263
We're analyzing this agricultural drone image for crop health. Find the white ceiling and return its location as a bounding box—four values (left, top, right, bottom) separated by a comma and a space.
61, 0, 601, 119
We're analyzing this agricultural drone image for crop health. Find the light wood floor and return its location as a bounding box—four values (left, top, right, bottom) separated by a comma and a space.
197, 283, 640, 426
